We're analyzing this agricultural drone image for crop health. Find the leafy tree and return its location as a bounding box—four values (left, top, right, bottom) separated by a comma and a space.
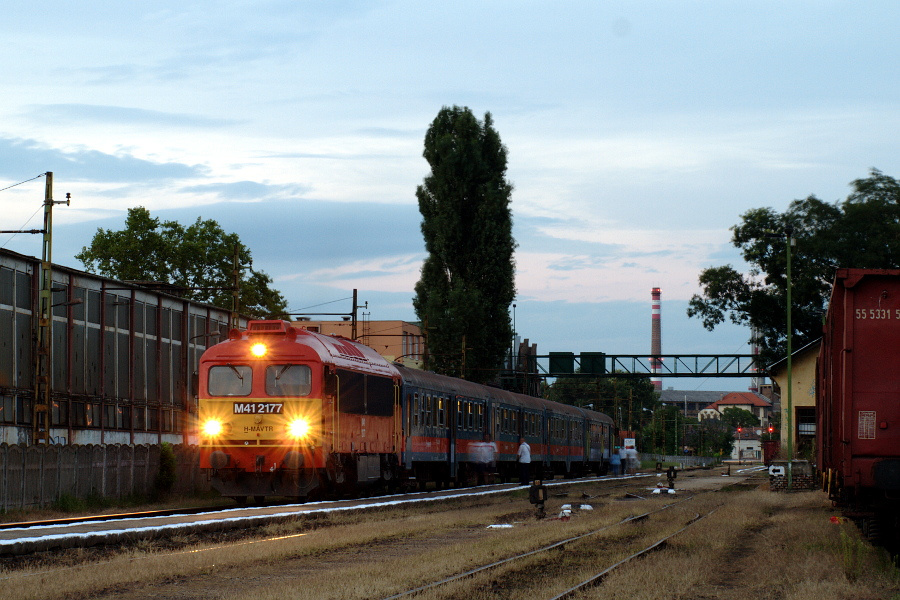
720, 406, 760, 429
413, 106, 516, 383
545, 373, 658, 430
76, 207, 287, 318
639, 404, 693, 455
688, 169, 900, 365
685, 418, 734, 458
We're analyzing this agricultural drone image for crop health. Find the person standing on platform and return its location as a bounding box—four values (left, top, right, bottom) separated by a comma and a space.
474, 434, 496, 485
625, 445, 639, 475
517, 437, 531, 485
610, 447, 622, 477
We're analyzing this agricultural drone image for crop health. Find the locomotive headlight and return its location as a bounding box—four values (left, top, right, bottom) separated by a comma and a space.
202, 419, 224, 437
250, 343, 267, 357
287, 418, 310, 439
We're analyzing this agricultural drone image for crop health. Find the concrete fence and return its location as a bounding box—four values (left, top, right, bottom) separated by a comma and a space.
643, 453, 719, 469
0, 444, 210, 511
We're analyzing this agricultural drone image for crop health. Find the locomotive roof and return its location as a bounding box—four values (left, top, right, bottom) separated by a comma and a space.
204, 320, 401, 380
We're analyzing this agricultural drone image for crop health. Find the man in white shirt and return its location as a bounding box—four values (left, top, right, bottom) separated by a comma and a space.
517, 437, 531, 485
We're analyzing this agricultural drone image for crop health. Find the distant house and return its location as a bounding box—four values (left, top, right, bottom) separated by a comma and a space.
696, 392, 773, 462
697, 392, 774, 427
658, 390, 733, 419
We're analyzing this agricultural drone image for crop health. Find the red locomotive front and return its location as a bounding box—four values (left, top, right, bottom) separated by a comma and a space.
198, 320, 401, 502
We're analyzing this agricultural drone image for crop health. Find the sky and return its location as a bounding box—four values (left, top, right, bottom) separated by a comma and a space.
2, 2, 898, 392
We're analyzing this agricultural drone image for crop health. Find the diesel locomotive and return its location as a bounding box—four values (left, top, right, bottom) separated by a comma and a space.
198, 320, 617, 501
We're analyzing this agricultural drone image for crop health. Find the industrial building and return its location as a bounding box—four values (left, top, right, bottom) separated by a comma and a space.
294, 318, 425, 368
0, 248, 243, 447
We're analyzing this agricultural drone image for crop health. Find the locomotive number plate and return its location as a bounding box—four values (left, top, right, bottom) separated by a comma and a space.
233, 402, 284, 414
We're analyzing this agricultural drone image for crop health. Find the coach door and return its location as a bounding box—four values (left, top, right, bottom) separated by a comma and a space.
448, 395, 459, 478
542, 410, 551, 469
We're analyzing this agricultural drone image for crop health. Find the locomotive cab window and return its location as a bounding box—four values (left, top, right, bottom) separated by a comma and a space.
208, 365, 252, 396
265, 364, 312, 396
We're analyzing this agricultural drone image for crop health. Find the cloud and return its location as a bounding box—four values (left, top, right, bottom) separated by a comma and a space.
0, 136, 207, 182
27, 104, 236, 128
287, 254, 424, 291
179, 181, 311, 201
354, 127, 422, 139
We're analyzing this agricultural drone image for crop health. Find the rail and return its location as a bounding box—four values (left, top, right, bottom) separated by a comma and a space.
379, 495, 697, 600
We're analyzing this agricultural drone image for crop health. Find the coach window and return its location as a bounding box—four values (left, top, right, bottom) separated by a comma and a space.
437, 397, 445, 426
456, 400, 463, 428
425, 395, 433, 426
208, 365, 252, 396
265, 364, 312, 396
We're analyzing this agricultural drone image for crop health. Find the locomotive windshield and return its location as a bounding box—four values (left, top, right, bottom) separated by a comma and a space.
265, 364, 312, 396
208, 364, 252, 396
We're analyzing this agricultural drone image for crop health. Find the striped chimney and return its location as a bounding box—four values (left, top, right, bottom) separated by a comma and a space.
650, 287, 662, 390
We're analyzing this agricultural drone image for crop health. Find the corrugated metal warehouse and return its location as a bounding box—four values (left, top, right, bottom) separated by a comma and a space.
0, 248, 245, 447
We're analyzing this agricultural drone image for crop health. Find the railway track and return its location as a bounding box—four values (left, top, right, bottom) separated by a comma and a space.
1, 469, 788, 600
379, 495, 712, 600
0, 505, 236, 531
0, 473, 654, 556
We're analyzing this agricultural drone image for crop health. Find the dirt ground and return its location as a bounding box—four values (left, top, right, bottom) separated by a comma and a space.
4, 467, 899, 600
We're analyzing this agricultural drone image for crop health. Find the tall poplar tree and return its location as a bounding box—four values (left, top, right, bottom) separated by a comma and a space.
413, 106, 516, 383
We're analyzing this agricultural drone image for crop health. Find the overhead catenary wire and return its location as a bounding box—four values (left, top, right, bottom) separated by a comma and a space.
0, 172, 46, 194
0, 174, 50, 250
286, 296, 354, 313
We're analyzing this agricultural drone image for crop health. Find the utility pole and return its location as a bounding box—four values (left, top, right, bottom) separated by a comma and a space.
350, 289, 367, 341
460, 335, 467, 379
231, 243, 240, 329
785, 225, 794, 490
33, 173, 70, 443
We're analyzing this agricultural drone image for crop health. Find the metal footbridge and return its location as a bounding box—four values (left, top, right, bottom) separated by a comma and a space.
523, 352, 760, 379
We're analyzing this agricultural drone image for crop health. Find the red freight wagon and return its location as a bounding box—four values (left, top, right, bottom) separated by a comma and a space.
818, 269, 900, 539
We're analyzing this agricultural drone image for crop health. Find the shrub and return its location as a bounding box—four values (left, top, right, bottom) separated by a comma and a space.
153, 442, 177, 500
